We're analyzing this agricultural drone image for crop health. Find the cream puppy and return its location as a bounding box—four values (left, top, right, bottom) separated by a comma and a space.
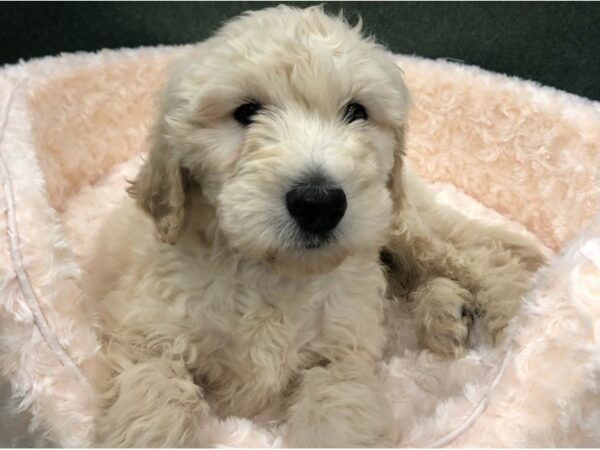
88, 5, 546, 447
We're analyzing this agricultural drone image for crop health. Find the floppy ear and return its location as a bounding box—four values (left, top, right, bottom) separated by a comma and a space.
127, 127, 190, 245
381, 124, 428, 296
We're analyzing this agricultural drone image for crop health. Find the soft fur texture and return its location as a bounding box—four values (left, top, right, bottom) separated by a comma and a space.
0, 5, 599, 448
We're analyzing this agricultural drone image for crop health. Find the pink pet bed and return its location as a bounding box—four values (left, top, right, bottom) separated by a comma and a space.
0, 45, 599, 447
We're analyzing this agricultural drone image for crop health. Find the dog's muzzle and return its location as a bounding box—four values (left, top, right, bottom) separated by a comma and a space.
285, 176, 347, 244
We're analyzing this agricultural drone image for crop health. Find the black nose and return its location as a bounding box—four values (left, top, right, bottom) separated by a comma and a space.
285, 181, 347, 235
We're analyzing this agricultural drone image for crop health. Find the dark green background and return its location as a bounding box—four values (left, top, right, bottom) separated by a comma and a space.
2, 2, 599, 100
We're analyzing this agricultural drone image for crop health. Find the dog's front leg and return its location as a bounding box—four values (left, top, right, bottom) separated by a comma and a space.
285, 352, 396, 447
96, 358, 212, 447
385, 173, 549, 357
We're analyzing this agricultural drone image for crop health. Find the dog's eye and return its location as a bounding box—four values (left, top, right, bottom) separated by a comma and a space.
343, 102, 368, 123
233, 101, 262, 126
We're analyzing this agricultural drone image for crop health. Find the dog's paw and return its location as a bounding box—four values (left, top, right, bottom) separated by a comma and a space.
410, 277, 476, 358
285, 363, 398, 447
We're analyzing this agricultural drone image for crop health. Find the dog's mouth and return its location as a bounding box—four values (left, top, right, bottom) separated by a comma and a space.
299, 232, 334, 250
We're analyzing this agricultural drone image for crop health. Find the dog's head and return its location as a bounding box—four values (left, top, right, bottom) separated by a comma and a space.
129, 5, 410, 277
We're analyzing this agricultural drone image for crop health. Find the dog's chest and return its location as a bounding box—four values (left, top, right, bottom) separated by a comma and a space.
187, 278, 325, 417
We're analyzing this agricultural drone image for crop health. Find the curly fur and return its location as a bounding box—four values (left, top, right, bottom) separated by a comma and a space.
85, 6, 546, 447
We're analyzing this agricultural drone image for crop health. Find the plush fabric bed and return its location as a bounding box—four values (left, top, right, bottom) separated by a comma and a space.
0, 45, 599, 447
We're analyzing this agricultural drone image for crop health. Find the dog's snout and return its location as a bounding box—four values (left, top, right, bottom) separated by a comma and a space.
286, 180, 347, 235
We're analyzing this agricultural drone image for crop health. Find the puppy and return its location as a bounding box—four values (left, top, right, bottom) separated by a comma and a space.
88, 5, 546, 447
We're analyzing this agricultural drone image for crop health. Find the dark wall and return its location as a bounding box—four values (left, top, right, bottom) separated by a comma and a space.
2, 2, 599, 100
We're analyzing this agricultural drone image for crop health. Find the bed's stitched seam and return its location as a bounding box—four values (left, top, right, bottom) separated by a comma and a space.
0, 78, 92, 391
424, 345, 513, 447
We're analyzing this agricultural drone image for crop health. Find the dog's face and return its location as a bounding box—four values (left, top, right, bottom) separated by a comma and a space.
130, 6, 410, 277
